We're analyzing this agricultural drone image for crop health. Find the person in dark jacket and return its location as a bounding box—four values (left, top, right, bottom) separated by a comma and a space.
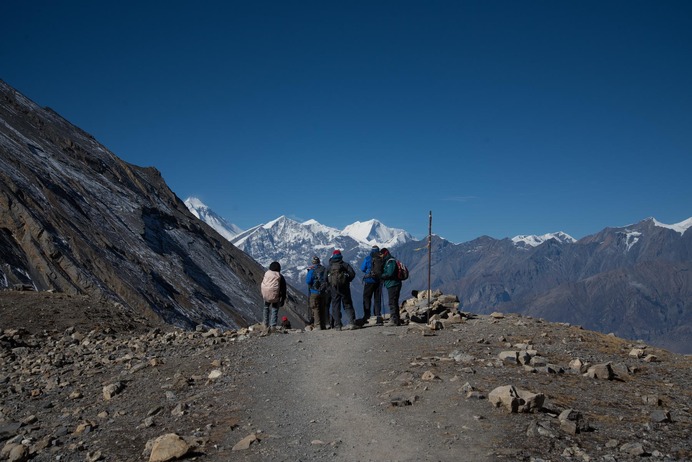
327, 250, 358, 330
380, 248, 402, 326
359, 245, 383, 326
305, 255, 327, 330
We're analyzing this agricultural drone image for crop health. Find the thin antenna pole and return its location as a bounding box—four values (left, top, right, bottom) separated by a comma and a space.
427, 210, 432, 320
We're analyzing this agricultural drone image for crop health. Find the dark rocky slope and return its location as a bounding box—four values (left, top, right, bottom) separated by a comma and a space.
0, 80, 307, 328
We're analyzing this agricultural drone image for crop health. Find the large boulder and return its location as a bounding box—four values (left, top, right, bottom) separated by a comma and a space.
488, 385, 545, 413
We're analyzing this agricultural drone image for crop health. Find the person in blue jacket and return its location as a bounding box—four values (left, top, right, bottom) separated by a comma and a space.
305, 256, 327, 329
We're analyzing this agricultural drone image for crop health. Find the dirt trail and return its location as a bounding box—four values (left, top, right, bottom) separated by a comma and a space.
223, 326, 494, 461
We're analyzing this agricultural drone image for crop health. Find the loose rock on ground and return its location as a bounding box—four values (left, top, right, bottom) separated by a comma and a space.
1, 291, 691, 461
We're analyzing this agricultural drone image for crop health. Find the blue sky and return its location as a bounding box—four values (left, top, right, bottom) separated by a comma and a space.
3, 1, 691, 243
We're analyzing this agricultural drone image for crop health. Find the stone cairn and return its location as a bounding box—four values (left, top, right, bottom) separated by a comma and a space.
400, 289, 466, 329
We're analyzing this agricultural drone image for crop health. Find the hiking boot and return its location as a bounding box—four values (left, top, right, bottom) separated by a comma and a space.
375, 317, 384, 326
387, 319, 399, 327
342, 324, 356, 330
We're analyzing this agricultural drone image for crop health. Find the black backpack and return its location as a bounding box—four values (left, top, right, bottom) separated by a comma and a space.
370, 253, 384, 279
328, 261, 350, 288
311, 265, 326, 293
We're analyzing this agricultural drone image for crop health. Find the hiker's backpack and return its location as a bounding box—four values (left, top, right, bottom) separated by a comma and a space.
328, 262, 350, 288
261, 270, 282, 303
394, 259, 409, 281
370, 253, 384, 279
311, 265, 327, 293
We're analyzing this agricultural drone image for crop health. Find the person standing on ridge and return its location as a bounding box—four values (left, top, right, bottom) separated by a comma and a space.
306, 255, 327, 330
359, 245, 384, 326
380, 248, 402, 326
327, 250, 357, 330
260, 261, 287, 333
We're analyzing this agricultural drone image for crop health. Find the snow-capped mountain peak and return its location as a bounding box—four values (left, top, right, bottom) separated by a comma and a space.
262, 215, 292, 229
185, 197, 207, 211
224, 215, 414, 290
652, 217, 692, 235
229, 216, 357, 284
342, 219, 414, 248
184, 197, 244, 240
511, 231, 576, 249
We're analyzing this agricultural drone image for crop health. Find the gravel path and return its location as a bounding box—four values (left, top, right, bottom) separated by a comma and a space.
221, 326, 494, 461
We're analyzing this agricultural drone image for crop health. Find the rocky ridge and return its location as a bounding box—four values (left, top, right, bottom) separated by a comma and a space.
1, 291, 690, 461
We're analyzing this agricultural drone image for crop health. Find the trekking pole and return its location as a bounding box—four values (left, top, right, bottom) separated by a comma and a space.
427, 210, 432, 322
380, 281, 385, 317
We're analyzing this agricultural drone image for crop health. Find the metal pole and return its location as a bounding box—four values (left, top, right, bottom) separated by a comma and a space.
427, 210, 432, 321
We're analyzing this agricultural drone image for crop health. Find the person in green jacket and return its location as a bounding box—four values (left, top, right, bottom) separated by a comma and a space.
380, 248, 402, 326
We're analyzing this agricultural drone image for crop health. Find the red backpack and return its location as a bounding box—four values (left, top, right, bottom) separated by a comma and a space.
394, 260, 409, 281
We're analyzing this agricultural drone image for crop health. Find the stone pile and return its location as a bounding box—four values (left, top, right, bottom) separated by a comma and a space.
400, 290, 466, 327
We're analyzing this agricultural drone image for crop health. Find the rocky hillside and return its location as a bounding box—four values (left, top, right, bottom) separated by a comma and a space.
0, 80, 308, 328
396, 219, 692, 354
1, 290, 690, 461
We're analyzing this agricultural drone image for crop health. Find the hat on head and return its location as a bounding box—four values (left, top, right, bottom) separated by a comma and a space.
371, 245, 380, 251
332, 250, 341, 256
311, 256, 320, 264
282, 316, 288, 322
269, 261, 281, 272
380, 248, 389, 256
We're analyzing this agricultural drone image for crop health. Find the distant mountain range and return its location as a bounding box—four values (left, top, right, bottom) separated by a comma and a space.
398, 218, 692, 353
183, 196, 583, 297
185, 197, 691, 353
184, 198, 414, 308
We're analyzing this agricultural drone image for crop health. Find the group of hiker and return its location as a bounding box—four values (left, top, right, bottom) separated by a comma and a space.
260, 246, 406, 331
